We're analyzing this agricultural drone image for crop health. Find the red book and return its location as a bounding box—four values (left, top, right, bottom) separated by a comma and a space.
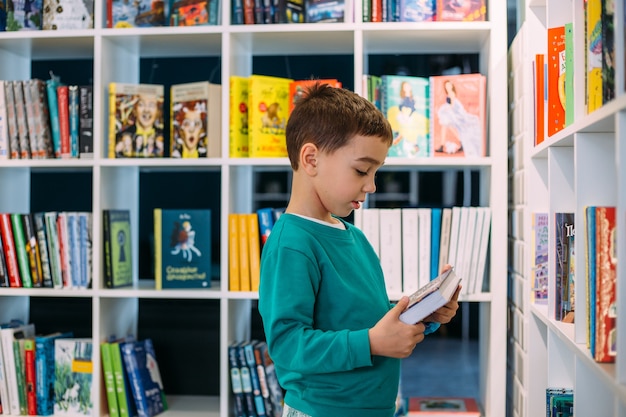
288, 79, 342, 114
534, 54, 545, 146
547, 26, 566, 137
24, 339, 37, 415
595, 206, 616, 363
56, 85, 71, 158
0, 213, 22, 287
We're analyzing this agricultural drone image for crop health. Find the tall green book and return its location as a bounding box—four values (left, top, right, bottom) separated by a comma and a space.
103, 210, 132, 288
100, 343, 120, 417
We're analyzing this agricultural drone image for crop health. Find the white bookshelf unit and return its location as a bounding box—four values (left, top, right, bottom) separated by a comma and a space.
0, 1, 508, 416
508, 0, 626, 416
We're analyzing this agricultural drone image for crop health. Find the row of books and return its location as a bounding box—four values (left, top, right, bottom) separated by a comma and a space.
101, 337, 168, 417
228, 340, 284, 417
0, 79, 93, 160
363, 0, 486, 23
0, 320, 88, 416
363, 72, 487, 158
0, 0, 93, 31
108, 81, 222, 159
531, 207, 617, 364
533, 2, 615, 145
0, 212, 93, 290
545, 388, 573, 417
228, 207, 284, 292
354, 206, 491, 297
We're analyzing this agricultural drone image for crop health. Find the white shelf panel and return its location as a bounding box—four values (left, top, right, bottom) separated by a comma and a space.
230, 27, 355, 55
100, 158, 224, 169
0, 31, 95, 60
102, 29, 223, 57
97, 279, 223, 298
0, 288, 94, 297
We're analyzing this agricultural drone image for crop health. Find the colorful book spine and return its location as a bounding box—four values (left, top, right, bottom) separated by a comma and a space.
547, 26, 566, 136
0, 213, 22, 287
101, 343, 120, 417
46, 79, 61, 158
69, 85, 80, 158
11, 213, 33, 288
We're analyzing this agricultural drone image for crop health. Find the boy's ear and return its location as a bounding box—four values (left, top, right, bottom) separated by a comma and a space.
300, 143, 318, 175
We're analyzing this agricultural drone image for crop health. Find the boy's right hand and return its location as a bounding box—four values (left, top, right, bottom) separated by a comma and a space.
368, 296, 426, 359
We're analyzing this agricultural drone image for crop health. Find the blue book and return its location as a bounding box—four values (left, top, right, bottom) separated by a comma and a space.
243, 342, 267, 417
120, 339, 167, 417
154, 209, 211, 290
586, 206, 596, 357
35, 332, 73, 416
67, 213, 81, 288
45, 78, 61, 158
69, 85, 79, 158
430, 208, 442, 280
228, 342, 247, 417
256, 208, 275, 249
236, 342, 258, 417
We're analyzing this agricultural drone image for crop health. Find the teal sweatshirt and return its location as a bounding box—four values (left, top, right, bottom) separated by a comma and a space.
258, 214, 399, 417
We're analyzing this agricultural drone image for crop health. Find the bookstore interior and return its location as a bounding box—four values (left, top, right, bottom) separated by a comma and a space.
0, 0, 624, 416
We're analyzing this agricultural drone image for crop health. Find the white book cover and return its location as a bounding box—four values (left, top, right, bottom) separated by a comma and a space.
472, 207, 491, 294
437, 207, 452, 275
1, 323, 36, 415
361, 208, 380, 259
0, 327, 9, 416
460, 207, 478, 296
379, 209, 402, 295
466, 207, 486, 295
417, 208, 431, 288
0, 81, 9, 160
447, 207, 462, 270
401, 208, 419, 294
454, 207, 469, 283
57, 213, 73, 289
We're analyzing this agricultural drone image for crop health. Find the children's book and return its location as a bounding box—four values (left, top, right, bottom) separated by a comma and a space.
531, 212, 549, 304
120, 339, 167, 417
6, 0, 43, 30
429, 73, 486, 158
170, 81, 221, 158
108, 83, 165, 158
435, 0, 485, 21
407, 396, 481, 415
154, 208, 212, 290
586, 0, 603, 114
169, 0, 209, 25
53, 338, 93, 416
35, 332, 73, 416
547, 25, 566, 135
103, 209, 133, 288
398, 0, 434, 22
381, 75, 429, 158
108, 0, 166, 27
42, 0, 94, 29
288, 79, 342, 114
248, 75, 293, 158
594, 206, 616, 363
398, 268, 461, 325
229, 76, 249, 157
304, 0, 344, 23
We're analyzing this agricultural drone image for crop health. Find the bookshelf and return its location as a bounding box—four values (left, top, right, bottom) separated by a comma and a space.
0, 2, 508, 416
508, 0, 626, 416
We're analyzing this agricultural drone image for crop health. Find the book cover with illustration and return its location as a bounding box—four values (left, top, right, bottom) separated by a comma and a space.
229, 76, 249, 157
248, 75, 293, 158
108, 83, 165, 158
430, 73, 486, 157
398, 0, 434, 22
531, 212, 549, 304
53, 338, 93, 416
42, 0, 94, 29
381, 75, 429, 158
154, 209, 212, 289
170, 81, 221, 158
103, 209, 133, 288
5, 0, 42, 30
120, 339, 167, 417
288, 79, 342, 114
547, 25, 566, 135
435, 0, 485, 21
108, 0, 166, 27
169, 0, 209, 25
553, 212, 573, 322
594, 206, 616, 363
586, 0, 603, 114
305, 0, 344, 23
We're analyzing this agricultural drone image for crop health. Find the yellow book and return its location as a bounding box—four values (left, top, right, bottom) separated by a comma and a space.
247, 213, 261, 292
238, 213, 251, 291
248, 75, 293, 158
229, 213, 241, 291
229, 76, 249, 157
586, 0, 603, 113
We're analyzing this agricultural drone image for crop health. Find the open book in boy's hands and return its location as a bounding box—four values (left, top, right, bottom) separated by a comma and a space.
399, 268, 461, 325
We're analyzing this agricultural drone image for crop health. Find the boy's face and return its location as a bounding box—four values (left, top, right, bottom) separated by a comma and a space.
313, 134, 388, 218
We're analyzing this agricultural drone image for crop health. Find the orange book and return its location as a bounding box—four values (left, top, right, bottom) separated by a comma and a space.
288, 79, 342, 114
430, 73, 487, 158
228, 213, 241, 291
247, 213, 261, 292
534, 54, 545, 146
547, 26, 566, 137
238, 213, 251, 291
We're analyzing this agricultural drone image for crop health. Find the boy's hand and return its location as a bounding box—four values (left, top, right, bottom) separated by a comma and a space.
369, 296, 426, 359
424, 285, 461, 324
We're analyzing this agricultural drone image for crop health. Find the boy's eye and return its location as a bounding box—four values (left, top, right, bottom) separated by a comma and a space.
355, 169, 367, 176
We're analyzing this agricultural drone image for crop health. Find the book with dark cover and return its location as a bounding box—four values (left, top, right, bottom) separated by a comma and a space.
35, 332, 73, 416
120, 339, 167, 417
154, 208, 212, 289
399, 268, 461, 325
103, 209, 133, 288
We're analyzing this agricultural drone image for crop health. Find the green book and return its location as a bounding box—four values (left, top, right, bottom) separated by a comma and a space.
13, 340, 27, 415
110, 342, 134, 417
10, 213, 32, 288
103, 210, 132, 288
101, 343, 120, 417
564, 22, 574, 127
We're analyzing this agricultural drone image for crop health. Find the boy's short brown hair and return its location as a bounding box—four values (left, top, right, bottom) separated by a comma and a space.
286, 83, 392, 170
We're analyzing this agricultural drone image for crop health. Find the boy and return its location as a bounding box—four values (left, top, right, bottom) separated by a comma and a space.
258, 83, 460, 417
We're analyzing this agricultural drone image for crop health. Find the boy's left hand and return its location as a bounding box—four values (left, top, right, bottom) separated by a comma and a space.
424, 285, 461, 324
